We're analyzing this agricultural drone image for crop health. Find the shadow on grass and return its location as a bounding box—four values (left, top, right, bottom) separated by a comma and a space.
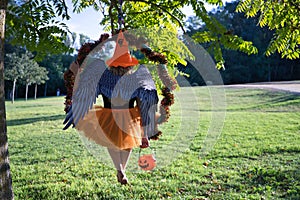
16, 104, 50, 109
257, 91, 300, 104
7, 114, 65, 126
226, 91, 300, 112
240, 167, 300, 199
206, 147, 300, 160
205, 148, 300, 198
192, 90, 300, 112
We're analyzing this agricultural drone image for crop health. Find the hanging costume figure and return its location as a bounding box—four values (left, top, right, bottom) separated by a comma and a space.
63, 31, 173, 185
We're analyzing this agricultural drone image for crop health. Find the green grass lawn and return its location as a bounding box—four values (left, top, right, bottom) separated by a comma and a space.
6, 87, 300, 199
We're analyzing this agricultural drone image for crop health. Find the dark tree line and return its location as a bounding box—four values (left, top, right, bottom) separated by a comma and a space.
181, 1, 300, 86
38, 54, 74, 97
4, 42, 75, 100
4, 30, 92, 100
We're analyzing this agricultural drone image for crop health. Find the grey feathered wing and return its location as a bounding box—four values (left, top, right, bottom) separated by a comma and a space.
63, 58, 106, 130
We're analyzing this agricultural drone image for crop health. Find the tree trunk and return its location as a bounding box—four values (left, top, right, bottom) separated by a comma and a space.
0, 0, 14, 199
11, 79, 16, 104
15, 85, 17, 99
268, 63, 271, 82
34, 84, 37, 100
274, 65, 278, 81
44, 81, 47, 97
25, 83, 28, 101
290, 64, 294, 79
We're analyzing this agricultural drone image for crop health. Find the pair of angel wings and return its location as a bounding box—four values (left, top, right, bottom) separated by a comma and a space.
63, 58, 106, 130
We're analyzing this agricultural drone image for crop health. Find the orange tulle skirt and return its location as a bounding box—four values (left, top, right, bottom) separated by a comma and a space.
76, 106, 143, 150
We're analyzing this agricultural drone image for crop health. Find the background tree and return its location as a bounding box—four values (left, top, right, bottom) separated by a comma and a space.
236, 0, 300, 59
4, 39, 26, 101
39, 54, 74, 97
4, 38, 26, 98
4, 49, 71, 99
31, 66, 49, 100
0, 1, 14, 199
190, 1, 258, 69
4, 53, 25, 103
183, 1, 300, 85
19, 52, 45, 101
215, 1, 299, 83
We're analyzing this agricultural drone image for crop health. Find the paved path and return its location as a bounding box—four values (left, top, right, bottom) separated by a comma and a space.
225, 80, 300, 94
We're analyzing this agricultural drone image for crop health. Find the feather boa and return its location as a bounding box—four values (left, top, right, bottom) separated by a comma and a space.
64, 34, 109, 113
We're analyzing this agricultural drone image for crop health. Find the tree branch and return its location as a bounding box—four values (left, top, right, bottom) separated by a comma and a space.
61, 0, 70, 20
108, 0, 115, 35
98, 1, 107, 17
127, 9, 156, 15
125, 0, 186, 33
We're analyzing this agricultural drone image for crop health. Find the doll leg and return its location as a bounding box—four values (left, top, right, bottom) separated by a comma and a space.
107, 148, 122, 171
120, 148, 132, 171
107, 148, 128, 184
118, 149, 132, 185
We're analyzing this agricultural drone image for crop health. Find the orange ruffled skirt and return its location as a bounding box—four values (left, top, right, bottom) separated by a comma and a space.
76, 106, 143, 150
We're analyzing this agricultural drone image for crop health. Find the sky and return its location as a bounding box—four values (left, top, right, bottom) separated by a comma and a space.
63, 0, 234, 41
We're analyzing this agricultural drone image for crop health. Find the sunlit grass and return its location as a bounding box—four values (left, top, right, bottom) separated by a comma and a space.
6, 87, 300, 199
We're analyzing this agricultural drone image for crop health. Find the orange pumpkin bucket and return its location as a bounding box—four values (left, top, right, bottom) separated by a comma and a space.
138, 148, 156, 171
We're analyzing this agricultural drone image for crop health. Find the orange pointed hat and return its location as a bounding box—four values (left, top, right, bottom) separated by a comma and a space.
106, 31, 139, 67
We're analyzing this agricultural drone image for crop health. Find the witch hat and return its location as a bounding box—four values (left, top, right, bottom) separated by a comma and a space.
106, 31, 139, 67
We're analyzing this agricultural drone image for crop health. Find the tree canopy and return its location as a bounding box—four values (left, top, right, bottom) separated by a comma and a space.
69, 0, 299, 68
4, 0, 299, 64
15, 51, 48, 100
236, 0, 300, 59
4, 52, 25, 103
71, 0, 259, 69
4, 53, 24, 81
6, 0, 72, 60
182, 1, 300, 86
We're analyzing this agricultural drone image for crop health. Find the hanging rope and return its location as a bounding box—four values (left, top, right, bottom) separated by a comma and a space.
117, 0, 124, 29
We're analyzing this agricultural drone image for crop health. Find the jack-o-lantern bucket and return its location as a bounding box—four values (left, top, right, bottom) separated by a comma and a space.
138, 154, 156, 170
138, 146, 156, 171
